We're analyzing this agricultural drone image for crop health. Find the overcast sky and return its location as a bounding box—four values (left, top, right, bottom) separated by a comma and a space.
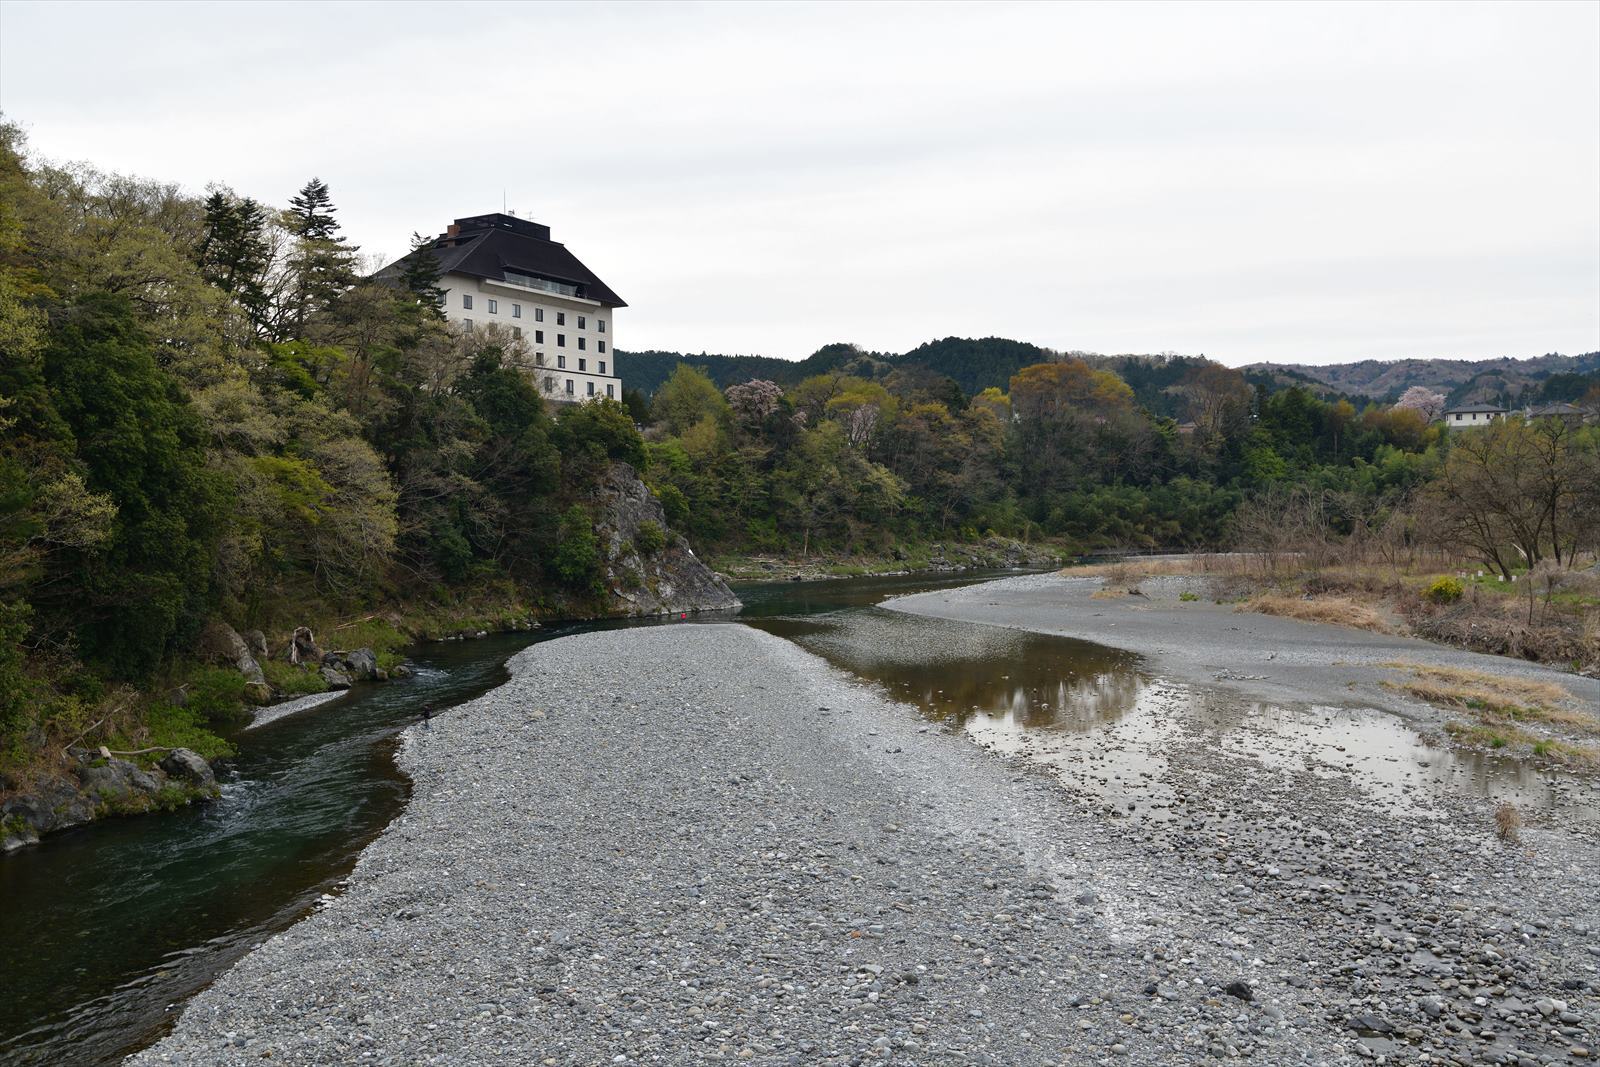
2, 1, 1596, 366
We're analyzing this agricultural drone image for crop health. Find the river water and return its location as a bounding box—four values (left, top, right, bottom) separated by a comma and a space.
1, 570, 1588, 1065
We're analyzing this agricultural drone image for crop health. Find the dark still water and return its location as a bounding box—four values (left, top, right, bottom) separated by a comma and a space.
0, 625, 601, 1066
0, 572, 1022, 1067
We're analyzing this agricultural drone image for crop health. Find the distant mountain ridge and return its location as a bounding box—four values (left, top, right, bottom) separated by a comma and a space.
1242, 352, 1600, 405
617, 337, 1070, 398
618, 340, 1600, 410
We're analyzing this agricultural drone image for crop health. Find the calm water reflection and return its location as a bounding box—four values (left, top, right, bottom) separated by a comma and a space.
741, 588, 1598, 829
750, 608, 1145, 729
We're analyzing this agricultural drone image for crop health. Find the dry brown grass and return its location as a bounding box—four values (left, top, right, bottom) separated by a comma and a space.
1059, 555, 1246, 582
1381, 661, 1591, 731
1238, 594, 1394, 634
1444, 722, 1600, 766
1494, 802, 1522, 843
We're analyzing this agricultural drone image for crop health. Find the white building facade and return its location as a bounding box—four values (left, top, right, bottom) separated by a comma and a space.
379, 213, 625, 403
1442, 403, 1506, 429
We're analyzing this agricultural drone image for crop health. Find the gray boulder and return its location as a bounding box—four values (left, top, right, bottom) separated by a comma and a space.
2, 822, 38, 852
344, 648, 378, 680
75, 756, 163, 814
320, 647, 379, 682
199, 620, 271, 704
243, 629, 269, 660
159, 748, 218, 792
319, 666, 352, 689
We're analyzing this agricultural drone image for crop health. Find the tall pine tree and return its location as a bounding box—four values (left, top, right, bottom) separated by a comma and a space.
400, 231, 447, 320
197, 189, 271, 334
286, 177, 340, 241
283, 177, 358, 339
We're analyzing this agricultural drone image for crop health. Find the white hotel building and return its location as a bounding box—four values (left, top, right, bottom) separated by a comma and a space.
378, 213, 625, 402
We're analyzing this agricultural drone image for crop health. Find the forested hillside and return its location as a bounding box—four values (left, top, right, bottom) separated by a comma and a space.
0, 124, 679, 778
623, 340, 1600, 410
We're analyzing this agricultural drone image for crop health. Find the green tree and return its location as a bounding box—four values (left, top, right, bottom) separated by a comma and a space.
30, 294, 226, 675
399, 232, 447, 319
552, 505, 603, 595
197, 188, 271, 331
652, 365, 729, 436
281, 177, 358, 340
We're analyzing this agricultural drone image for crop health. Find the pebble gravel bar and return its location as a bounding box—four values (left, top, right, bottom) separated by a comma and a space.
129, 623, 1597, 1066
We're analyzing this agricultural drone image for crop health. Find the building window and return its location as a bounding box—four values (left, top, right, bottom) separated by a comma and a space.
536, 330, 544, 343
487, 299, 498, 314
606, 383, 614, 398
536, 352, 545, 366
556, 312, 565, 326
544, 376, 555, 392
565, 379, 574, 395
578, 337, 586, 351
557, 334, 565, 347
598, 340, 606, 354
578, 315, 586, 330
512, 326, 522, 339
597, 319, 606, 333
557, 354, 566, 369
598, 361, 606, 375
462, 294, 473, 310
512, 303, 522, 318
587, 381, 595, 397
535, 308, 544, 322
462, 318, 473, 329
578, 358, 586, 372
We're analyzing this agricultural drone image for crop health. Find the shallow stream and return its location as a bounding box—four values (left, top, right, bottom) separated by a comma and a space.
2, 570, 1590, 1065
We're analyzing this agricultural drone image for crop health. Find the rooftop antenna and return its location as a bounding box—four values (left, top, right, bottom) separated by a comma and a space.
502, 189, 507, 213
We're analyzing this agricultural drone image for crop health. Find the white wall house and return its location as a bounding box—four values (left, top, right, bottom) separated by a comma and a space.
1442, 403, 1506, 429
377, 213, 625, 403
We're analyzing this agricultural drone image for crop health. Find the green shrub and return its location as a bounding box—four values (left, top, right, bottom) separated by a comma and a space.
552, 505, 604, 596
1425, 576, 1465, 604
322, 618, 409, 671
655, 483, 690, 531
0, 600, 34, 765
1178, 591, 1200, 602
635, 520, 667, 555
182, 666, 251, 725
140, 702, 236, 761
262, 659, 328, 696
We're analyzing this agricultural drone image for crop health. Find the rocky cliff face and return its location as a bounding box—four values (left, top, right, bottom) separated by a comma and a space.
2, 747, 219, 852
593, 463, 741, 616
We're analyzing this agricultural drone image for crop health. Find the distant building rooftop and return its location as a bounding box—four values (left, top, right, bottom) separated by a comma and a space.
376, 212, 626, 308
1442, 402, 1507, 415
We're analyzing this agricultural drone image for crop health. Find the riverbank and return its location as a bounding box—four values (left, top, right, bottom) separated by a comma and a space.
134, 620, 1597, 1065
711, 535, 1064, 581
1060, 555, 1600, 674
0, 540, 742, 854
889, 572, 1600, 769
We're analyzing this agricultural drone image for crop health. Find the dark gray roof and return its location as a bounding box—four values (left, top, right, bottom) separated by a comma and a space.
1528, 402, 1582, 416
374, 213, 626, 308
1443, 402, 1506, 414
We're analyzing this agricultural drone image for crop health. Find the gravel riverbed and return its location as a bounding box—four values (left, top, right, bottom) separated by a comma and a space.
131, 617, 1598, 1066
